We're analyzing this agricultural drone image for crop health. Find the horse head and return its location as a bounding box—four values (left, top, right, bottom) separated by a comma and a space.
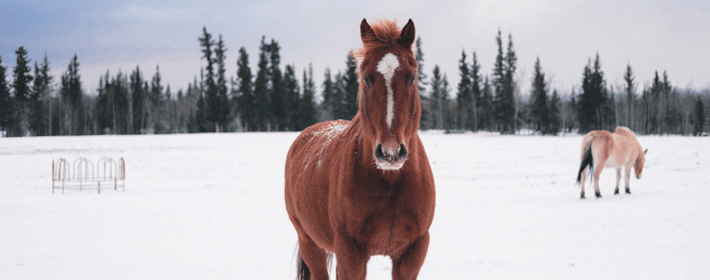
635, 148, 648, 179
356, 18, 421, 171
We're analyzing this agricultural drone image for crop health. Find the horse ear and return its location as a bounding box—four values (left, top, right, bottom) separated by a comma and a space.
399, 19, 415, 48
644, 148, 648, 155
360, 18, 374, 42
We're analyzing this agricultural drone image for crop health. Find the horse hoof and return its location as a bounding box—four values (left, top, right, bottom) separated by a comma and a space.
614, 190, 619, 195
625, 189, 631, 194
580, 193, 585, 199
595, 193, 602, 198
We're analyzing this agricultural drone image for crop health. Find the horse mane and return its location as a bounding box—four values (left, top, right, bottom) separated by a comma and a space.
354, 19, 403, 61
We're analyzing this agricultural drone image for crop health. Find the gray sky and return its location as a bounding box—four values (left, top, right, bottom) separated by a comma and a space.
2, 0, 709, 99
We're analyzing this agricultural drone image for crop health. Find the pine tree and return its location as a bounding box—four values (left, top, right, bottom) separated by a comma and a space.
530, 57, 549, 134
548, 89, 562, 135
415, 37, 430, 130
213, 35, 230, 131
492, 30, 517, 134
297, 64, 317, 130
456, 50, 472, 131
623, 63, 636, 129
577, 54, 609, 133
130, 65, 145, 133
198, 27, 217, 132
342, 52, 359, 120
29, 54, 52, 136
60, 55, 83, 135
480, 76, 494, 131
470, 51, 482, 131
235, 47, 255, 131
429, 65, 445, 130
0, 55, 13, 135
12, 46, 33, 136
283, 64, 300, 131
150, 65, 164, 133
693, 97, 705, 136
253, 37, 270, 131
321, 68, 336, 121
268, 39, 285, 130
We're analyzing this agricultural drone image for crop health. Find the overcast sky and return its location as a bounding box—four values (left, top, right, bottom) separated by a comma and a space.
2, 0, 709, 99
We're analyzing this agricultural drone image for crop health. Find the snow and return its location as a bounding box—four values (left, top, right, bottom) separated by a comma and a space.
1, 132, 709, 279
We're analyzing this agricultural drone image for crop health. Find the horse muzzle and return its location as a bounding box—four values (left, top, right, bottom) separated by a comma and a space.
374, 142, 408, 170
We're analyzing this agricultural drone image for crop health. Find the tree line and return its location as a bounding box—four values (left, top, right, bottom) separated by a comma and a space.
1, 28, 707, 137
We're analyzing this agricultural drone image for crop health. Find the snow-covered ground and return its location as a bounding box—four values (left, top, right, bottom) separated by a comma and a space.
1, 132, 708, 279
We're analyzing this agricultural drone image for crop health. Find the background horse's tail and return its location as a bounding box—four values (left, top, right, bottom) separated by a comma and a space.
296, 248, 333, 280
576, 138, 594, 184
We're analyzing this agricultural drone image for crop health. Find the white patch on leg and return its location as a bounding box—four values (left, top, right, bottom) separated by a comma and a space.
376, 53, 400, 128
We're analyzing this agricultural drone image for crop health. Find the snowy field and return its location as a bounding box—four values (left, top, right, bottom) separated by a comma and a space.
1, 131, 709, 279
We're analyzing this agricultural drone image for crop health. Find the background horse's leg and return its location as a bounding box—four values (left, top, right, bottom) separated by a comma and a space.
614, 168, 622, 194
579, 167, 587, 199
391, 232, 430, 280
297, 234, 331, 280
335, 234, 368, 280
593, 167, 603, 198
624, 163, 633, 194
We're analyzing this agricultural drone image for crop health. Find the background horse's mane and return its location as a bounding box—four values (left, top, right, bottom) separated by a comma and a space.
354, 19, 403, 60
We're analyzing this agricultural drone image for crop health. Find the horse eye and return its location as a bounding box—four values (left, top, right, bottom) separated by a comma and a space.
365, 76, 373, 87
408, 76, 415, 86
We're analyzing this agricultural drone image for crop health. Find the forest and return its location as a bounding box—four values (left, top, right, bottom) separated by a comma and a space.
0, 27, 707, 137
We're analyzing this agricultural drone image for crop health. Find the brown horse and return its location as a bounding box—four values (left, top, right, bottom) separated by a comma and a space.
576, 126, 647, 198
284, 19, 435, 279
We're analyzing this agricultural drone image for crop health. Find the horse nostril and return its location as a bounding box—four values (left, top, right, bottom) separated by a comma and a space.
398, 143, 408, 159
375, 143, 385, 160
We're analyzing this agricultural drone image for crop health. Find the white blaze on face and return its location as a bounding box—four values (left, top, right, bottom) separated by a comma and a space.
376, 53, 400, 129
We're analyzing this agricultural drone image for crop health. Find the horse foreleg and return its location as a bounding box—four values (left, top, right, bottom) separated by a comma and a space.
624, 164, 632, 194
391, 232, 430, 280
297, 233, 331, 280
614, 168, 622, 195
335, 234, 369, 280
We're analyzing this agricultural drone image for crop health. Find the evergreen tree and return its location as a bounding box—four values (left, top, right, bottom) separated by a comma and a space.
321, 68, 336, 121
429, 65, 446, 130
253, 37, 270, 131
693, 97, 705, 136
0, 55, 13, 135
283, 64, 300, 131
60, 55, 83, 135
342, 52, 359, 120
235, 47, 255, 131
456, 50, 472, 131
96, 71, 112, 134
480, 76, 494, 131
130, 65, 145, 133
623, 63, 636, 128
577, 54, 609, 133
213, 35, 230, 131
492, 30, 517, 134
150, 65, 164, 133
297, 64, 317, 130
548, 89, 562, 135
12, 46, 33, 136
415, 37, 430, 130
29, 54, 52, 136
198, 27, 217, 132
470, 51, 482, 131
269, 39, 285, 130
530, 57, 549, 134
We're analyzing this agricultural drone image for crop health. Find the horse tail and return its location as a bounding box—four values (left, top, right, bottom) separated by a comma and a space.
576, 137, 594, 184
296, 249, 333, 280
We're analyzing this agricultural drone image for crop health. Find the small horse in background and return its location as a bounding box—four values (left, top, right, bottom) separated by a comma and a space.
576, 126, 647, 198
285, 18, 435, 279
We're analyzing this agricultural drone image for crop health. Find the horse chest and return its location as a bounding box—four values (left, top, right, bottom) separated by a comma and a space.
344, 199, 422, 255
